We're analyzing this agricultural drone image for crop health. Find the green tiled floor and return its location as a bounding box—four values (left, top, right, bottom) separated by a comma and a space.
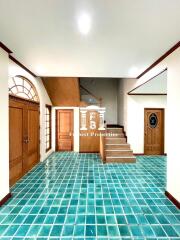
0, 152, 179, 239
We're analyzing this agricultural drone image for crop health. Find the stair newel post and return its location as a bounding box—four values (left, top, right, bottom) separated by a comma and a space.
100, 130, 106, 163
98, 108, 106, 130
80, 109, 87, 130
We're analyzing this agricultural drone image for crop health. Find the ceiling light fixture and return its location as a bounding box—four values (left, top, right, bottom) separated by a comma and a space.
77, 12, 91, 35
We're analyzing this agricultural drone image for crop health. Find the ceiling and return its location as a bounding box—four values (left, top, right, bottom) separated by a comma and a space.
0, 0, 180, 77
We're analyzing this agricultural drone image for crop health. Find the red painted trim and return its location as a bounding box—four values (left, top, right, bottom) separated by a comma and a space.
137, 41, 180, 79
165, 191, 180, 209
0, 193, 12, 207
0, 41, 13, 54
9, 55, 37, 78
128, 68, 167, 95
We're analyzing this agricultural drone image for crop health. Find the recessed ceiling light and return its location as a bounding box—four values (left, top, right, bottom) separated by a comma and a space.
77, 12, 91, 35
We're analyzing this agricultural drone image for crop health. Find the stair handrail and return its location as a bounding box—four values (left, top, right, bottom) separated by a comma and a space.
80, 84, 102, 106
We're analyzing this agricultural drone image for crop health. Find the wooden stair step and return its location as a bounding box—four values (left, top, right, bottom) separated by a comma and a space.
106, 128, 123, 133
106, 156, 136, 163
106, 144, 130, 150
106, 133, 125, 138
106, 138, 127, 144
106, 149, 133, 156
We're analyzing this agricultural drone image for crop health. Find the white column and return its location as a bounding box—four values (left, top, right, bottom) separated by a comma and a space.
80, 110, 87, 130
98, 110, 106, 130
0, 48, 9, 201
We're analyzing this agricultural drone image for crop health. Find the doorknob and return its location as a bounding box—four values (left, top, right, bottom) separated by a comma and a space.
23, 137, 30, 144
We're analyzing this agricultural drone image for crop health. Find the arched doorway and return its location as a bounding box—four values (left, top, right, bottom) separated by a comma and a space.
9, 76, 40, 186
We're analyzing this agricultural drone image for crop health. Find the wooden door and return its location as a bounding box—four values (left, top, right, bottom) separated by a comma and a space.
144, 108, 164, 155
9, 96, 40, 186
80, 110, 100, 152
23, 105, 40, 174
56, 110, 73, 151
9, 100, 24, 186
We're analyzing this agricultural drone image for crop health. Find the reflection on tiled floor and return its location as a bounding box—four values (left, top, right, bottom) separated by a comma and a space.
0, 153, 180, 239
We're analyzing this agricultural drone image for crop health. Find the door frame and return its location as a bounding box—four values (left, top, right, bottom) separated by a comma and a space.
55, 109, 74, 151
144, 108, 165, 155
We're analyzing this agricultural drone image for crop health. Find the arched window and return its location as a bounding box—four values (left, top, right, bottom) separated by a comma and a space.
9, 75, 39, 102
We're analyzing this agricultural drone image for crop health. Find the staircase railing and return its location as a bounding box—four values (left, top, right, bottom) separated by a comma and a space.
80, 84, 102, 106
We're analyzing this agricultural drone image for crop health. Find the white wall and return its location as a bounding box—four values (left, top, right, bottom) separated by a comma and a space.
131, 70, 167, 94
122, 48, 180, 202
9, 60, 53, 161
118, 78, 167, 154
80, 78, 118, 124
166, 49, 180, 201
118, 78, 136, 129
127, 95, 167, 154
52, 107, 80, 152
0, 48, 9, 200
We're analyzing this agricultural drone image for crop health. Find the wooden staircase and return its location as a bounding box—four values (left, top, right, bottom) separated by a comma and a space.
101, 127, 136, 163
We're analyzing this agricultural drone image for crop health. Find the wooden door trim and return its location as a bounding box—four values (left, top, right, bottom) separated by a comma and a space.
9, 95, 40, 106
144, 108, 165, 155
56, 109, 74, 151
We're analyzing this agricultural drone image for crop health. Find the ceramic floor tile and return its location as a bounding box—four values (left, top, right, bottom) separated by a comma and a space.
0, 152, 179, 239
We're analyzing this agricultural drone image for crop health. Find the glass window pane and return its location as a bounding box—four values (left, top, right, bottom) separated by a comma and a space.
24, 80, 31, 90
45, 106, 51, 151
17, 86, 23, 92
9, 76, 39, 102
17, 92, 28, 99
14, 77, 23, 86
30, 88, 35, 95
11, 87, 17, 94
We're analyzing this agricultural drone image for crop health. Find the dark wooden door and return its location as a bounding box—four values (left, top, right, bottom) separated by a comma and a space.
9, 96, 40, 186
56, 110, 73, 151
144, 108, 164, 155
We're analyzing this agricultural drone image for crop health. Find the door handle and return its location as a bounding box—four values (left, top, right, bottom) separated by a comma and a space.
23, 137, 30, 144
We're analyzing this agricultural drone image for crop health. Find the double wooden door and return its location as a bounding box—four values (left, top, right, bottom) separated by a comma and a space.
144, 108, 164, 155
9, 96, 40, 186
56, 110, 74, 151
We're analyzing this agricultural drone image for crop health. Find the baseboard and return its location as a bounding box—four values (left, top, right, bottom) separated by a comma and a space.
79, 151, 99, 153
165, 191, 180, 209
134, 153, 167, 156
0, 193, 12, 207
106, 124, 122, 128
